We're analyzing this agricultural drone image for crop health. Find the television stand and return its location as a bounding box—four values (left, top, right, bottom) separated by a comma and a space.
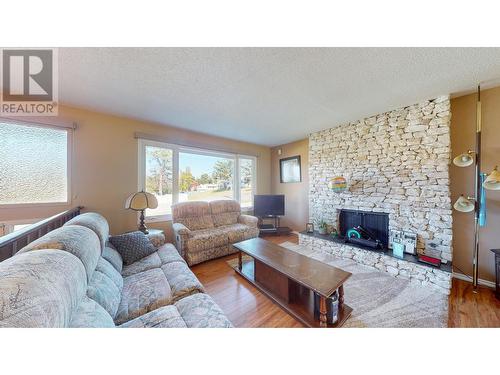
258, 216, 291, 236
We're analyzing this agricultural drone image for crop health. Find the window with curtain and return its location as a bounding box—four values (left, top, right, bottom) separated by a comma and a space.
0, 120, 71, 206
138, 139, 257, 220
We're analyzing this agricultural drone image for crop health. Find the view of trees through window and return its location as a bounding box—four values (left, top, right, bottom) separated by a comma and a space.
179, 153, 234, 202
145, 146, 173, 216
239, 158, 253, 208
143, 142, 255, 217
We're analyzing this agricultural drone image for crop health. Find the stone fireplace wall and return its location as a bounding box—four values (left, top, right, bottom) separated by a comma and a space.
309, 96, 453, 261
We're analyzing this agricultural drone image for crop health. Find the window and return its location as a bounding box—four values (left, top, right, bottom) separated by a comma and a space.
239, 157, 255, 208
138, 139, 256, 220
144, 144, 174, 216
0, 120, 71, 206
179, 151, 234, 203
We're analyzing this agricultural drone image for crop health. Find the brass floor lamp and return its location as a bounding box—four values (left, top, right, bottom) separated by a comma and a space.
452, 85, 500, 292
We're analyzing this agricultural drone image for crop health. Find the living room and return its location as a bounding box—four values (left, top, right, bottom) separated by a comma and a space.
1, 2, 499, 374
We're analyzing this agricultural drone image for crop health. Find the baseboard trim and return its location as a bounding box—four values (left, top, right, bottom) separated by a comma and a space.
452, 272, 496, 289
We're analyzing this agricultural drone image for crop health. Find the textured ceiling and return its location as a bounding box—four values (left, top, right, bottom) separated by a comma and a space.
59, 48, 500, 146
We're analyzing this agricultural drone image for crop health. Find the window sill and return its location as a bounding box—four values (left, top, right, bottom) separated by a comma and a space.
145, 214, 172, 223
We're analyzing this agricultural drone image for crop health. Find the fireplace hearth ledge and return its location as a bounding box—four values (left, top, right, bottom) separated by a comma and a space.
299, 231, 452, 295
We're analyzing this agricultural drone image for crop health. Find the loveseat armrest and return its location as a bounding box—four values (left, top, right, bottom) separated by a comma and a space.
172, 222, 192, 259
238, 214, 258, 228
172, 222, 191, 236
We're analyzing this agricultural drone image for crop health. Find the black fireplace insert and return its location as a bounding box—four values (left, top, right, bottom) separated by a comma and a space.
338, 209, 389, 250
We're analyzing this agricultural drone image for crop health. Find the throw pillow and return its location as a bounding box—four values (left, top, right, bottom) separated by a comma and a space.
109, 231, 157, 265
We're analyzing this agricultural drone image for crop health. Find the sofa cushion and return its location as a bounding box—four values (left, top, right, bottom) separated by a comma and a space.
115, 261, 205, 324
69, 295, 115, 328
102, 244, 123, 273
87, 270, 121, 318
174, 293, 233, 328
121, 243, 184, 277
96, 257, 123, 290
186, 227, 228, 253
160, 261, 205, 300
119, 293, 232, 328
218, 223, 260, 243
210, 200, 241, 227
0, 250, 87, 328
185, 245, 233, 266
172, 201, 214, 230
119, 305, 186, 328
17, 225, 101, 282
109, 231, 157, 266
115, 268, 172, 324
65, 212, 110, 251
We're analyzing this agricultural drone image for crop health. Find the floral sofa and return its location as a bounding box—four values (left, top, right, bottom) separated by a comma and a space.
172, 200, 259, 266
0, 212, 232, 328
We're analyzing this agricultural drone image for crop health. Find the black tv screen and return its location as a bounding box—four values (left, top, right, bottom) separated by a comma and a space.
254, 195, 285, 217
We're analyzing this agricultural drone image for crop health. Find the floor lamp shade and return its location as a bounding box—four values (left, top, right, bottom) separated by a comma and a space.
453, 195, 475, 213
125, 191, 158, 210
483, 166, 500, 190
453, 152, 474, 167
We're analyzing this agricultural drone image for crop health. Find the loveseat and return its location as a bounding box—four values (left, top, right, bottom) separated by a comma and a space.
172, 200, 259, 266
0, 212, 232, 328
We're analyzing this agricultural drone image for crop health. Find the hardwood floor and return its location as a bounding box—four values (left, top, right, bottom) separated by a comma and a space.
191, 233, 500, 328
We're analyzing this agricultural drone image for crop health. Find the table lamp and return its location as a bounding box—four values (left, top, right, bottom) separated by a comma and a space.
125, 191, 158, 234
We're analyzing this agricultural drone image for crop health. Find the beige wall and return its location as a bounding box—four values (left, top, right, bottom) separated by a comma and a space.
271, 139, 309, 231
0, 105, 272, 241
450, 87, 500, 283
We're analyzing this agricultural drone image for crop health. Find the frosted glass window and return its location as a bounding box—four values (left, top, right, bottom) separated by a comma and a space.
0, 121, 69, 205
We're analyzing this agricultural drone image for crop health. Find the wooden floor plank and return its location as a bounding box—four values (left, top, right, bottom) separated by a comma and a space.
191, 233, 500, 328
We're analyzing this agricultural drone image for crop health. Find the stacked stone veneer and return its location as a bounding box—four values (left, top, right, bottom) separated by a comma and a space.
306, 96, 453, 293
298, 234, 452, 294
309, 96, 453, 261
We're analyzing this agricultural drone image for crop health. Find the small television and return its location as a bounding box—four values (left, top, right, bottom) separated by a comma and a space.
254, 195, 285, 217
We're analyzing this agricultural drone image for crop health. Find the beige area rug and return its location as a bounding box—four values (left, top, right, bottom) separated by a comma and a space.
228, 242, 448, 328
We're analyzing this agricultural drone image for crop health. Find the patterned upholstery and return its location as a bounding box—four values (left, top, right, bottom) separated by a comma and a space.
186, 245, 237, 266
115, 260, 205, 324
65, 212, 110, 251
96, 258, 123, 290
0, 250, 87, 328
171, 201, 214, 230
115, 268, 173, 324
87, 269, 122, 318
0, 212, 232, 328
174, 293, 233, 328
172, 199, 259, 265
17, 225, 101, 282
109, 231, 157, 265
102, 244, 123, 273
220, 223, 260, 243
210, 200, 241, 226
119, 293, 233, 328
187, 227, 229, 253
69, 296, 115, 328
121, 243, 184, 277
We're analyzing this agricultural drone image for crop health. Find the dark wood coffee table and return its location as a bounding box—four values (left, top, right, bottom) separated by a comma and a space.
233, 237, 353, 328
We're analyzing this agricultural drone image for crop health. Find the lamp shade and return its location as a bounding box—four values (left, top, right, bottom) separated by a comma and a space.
125, 191, 158, 211
453, 195, 475, 213
453, 152, 474, 167
482, 166, 500, 191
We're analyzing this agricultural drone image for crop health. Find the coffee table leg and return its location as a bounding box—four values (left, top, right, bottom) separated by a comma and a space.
338, 285, 344, 309
319, 296, 327, 327
238, 250, 242, 271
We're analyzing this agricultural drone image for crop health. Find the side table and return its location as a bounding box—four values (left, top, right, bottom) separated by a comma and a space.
146, 229, 166, 248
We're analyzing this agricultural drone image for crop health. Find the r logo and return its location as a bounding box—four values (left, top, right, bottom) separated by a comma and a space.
2, 49, 53, 102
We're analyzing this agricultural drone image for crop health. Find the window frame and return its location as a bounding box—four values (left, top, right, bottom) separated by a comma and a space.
138, 139, 257, 222
0, 119, 73, 208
